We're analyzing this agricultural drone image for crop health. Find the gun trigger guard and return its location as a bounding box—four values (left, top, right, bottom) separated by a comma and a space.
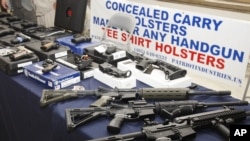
161, 109, 174, 119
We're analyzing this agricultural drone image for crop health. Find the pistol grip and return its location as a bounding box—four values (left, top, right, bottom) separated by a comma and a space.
90, 96, 111, 107
107, 115, 125, 134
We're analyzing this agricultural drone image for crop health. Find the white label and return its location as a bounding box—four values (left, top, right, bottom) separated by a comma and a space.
61, 77, 81, 88
55, 51, 68, 58
83, 70, 94, 79
17, 61, 32, 68
112, 51, 126, 60
94, 45, 106, 53
17, 69, 24, 73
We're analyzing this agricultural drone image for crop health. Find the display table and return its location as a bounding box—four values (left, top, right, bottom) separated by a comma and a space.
0, 71, 250, 141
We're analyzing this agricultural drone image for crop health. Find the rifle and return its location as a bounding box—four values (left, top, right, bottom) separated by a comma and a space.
127, 51, 187, 80
65, 100, 248, 134
40, 87, 231, 107
86, 107, 250, 141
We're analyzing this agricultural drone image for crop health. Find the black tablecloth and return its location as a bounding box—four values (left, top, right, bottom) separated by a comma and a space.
0, 71, 249, 141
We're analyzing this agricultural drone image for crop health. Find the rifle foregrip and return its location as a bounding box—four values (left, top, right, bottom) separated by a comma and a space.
138, 88, 189, 100
90, 96, 111, 107
107, 115, 125, 134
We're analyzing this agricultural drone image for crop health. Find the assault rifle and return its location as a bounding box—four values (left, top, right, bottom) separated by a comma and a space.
86, 107, 250, 141
40, 87, 231, 107
65, 100, 248, 134
127, 51, 187, 80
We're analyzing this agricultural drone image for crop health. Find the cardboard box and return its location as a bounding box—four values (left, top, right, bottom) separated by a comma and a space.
56, 35, 102, 55
23, 61, 81, 89
118, 59, 192, 88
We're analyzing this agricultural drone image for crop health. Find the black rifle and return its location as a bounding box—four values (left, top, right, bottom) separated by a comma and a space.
127, 51, 187, 80
99, 62, 132, 78
40, 87, 231, 107
65, 100, 248, 134
86, 107, 250, 141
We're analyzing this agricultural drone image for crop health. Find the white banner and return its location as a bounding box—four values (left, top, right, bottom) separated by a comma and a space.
90, 0, 250, 87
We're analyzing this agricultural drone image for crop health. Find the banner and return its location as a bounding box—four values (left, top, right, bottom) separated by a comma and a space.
90, 0, 250, 87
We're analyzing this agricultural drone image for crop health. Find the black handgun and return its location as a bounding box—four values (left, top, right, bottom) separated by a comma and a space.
10, 33, 31, 44
71, 34, 91, 44
0, 29, 15, 37
42, 59, 58, 73
99, 62, 132, 78
74, 55, 93, 70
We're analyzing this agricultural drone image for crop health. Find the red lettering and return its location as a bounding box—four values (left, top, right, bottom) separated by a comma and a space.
206, 55, 216, 67
106, 29, 118, 39
216, 58, 225, 69
197, 53, 205, 64
180, 48, 188, 58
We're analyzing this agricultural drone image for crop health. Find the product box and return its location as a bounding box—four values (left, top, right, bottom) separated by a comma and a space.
0, 46, 39, 75
93, 68, 136, 88
23, 61, 81, 89
118, 59, 192, 88
56, 35, 102, 55
56, 54, 99, 80
24, 40, 71, 60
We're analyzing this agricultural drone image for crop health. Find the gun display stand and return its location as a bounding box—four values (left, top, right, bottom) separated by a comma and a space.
118, 59, 192, 88
0, 47, 39, 75
93, 68, 136, 88
24, 41, 70, 60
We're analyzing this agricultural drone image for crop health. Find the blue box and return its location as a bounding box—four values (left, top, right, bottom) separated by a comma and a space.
23, 61, 81, 89
56, 36, 102, 55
